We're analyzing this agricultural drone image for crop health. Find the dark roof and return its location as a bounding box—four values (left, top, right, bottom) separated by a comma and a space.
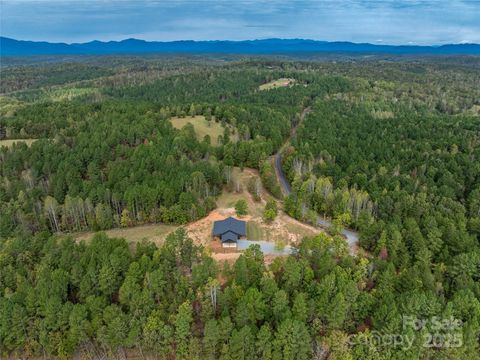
221, 231, 239, 242
213, 216, 246, 237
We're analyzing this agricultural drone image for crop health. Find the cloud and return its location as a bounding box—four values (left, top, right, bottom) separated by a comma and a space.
1, 0, 479, 44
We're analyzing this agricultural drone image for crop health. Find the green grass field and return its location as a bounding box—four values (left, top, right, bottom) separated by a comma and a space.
0, 139, 38, 148
259, 78, 296, 91
170, 115, 230, 145
247, 221, 263, 240
74, 223, 177, 246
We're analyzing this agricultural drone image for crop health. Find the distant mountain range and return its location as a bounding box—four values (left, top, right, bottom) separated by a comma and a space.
1, 37, 479, 56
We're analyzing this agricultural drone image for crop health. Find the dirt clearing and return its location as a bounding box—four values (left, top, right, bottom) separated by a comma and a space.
187, 167, 322, 248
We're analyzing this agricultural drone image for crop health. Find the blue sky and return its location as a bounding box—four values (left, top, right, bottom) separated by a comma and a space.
1, 0, 479, 45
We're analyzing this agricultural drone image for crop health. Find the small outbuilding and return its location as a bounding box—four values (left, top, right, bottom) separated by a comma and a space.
212, 217, 247, 248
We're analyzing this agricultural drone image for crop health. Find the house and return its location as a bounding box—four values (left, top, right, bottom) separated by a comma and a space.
212, 216, 246, 248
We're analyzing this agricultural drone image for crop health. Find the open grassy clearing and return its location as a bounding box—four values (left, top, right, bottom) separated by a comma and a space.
0, 139, 38, 148
74, 223, 177, 247
216, 168, 266, 217
467, 104, 480, 116
13, 86, 99, 103
259, 78, 296, 90
0, 96, 24, 117
247, 221, 263, 240
170, 115, 235, 145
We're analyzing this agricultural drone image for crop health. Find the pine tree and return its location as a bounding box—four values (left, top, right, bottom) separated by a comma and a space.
174, 301, 193, 360
203, 319, 219, 359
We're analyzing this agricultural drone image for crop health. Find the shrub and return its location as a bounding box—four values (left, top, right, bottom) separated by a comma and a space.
235, 199, 248, 216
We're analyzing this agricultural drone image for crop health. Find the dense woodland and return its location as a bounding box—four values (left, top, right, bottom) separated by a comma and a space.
1, 56, 480, 359
1, 63, 349, 236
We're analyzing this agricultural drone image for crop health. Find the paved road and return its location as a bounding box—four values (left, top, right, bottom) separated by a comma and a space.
273, 109, 360, 250
275, 152, 291, 195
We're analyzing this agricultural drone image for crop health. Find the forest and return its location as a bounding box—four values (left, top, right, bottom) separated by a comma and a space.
1, 55, 480, 359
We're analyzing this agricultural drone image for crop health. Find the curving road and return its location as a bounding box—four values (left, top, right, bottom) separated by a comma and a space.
275, 152, 291, 195
274, 109, 360, 251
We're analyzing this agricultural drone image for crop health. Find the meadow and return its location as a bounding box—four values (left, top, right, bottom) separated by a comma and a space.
259, 77, 296, 90
170, 115, 232, 145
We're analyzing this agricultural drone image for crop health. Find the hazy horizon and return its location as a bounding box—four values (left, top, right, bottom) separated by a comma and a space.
2, 0, 479, 46
3, 36, 480, 47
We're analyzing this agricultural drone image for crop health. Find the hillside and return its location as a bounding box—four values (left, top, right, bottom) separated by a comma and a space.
2, 36, 480, 56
